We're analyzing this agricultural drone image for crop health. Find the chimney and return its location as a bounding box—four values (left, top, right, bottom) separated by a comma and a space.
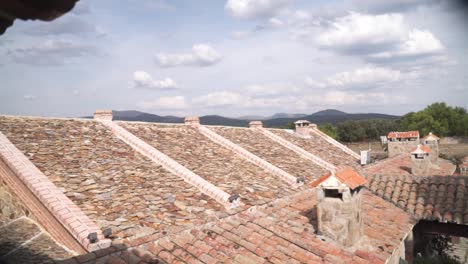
411, 144, 431, 176
310, 168, 367, 247
294, 120, 316, 136
422, 132, 440, 163
249, 121, 263, 129
184, 116, 200, 127
93, 110, 113, 121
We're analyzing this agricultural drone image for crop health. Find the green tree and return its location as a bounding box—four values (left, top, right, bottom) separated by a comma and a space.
318, 123, 338, 139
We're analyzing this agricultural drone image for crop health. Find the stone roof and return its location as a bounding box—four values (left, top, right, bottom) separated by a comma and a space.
367, 174, 468, 224
0, 115, 424, 263
269, 129, 360, 169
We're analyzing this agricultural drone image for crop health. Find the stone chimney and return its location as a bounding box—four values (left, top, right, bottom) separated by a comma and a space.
249, 121, 263, 129
184, 116, 200, 127
294, 120, 316, 136
411, 144, 431, 176
422, 132, 440, 163
93, 110, 113, 121
311, 168, 367, 247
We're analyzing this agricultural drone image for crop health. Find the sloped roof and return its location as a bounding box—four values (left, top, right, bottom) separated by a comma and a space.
422, 132, 440, 141
411, 144, 432, 154
387, 131, 419, 139
367, 175, 468, 224
311, 168, 367, 189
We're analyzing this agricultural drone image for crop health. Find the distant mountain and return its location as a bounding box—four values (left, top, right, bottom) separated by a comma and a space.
311, 109, 347, 116
85, 109, 400, 127
269, 113, 307, 119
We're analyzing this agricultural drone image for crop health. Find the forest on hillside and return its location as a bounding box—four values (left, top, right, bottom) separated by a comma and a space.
315, 103, 468, 142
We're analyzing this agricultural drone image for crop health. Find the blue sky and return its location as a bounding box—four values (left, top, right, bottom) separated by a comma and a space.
0, 0, 467, 117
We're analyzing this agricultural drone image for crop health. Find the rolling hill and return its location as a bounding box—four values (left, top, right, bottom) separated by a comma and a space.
85, 109, 400, 128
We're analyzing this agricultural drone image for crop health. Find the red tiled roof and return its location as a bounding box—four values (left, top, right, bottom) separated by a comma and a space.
411, 144, 431, 154
387, 131, 419, 139
367, 175, 468, 224
311, 168, 367, 189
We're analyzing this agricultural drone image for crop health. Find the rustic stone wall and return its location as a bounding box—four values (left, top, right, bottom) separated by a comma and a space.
0, 178, 30, 226
424, 141, 439, 163
317, 189, 363, 247
388, 140, 419, 157
411, 156, 431, 176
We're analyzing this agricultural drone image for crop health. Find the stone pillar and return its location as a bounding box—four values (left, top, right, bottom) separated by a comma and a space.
248, 121, 263, 129
295, 120, 315, 136
184, 116, 200, 127
93, 109, 113, 121
422, 133, 439, 163
316, 188, 364, 247
411, 145, 431, 176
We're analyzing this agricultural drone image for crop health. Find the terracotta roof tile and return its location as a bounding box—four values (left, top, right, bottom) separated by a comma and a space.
311, 168, 367, 189
411, 144, 431, 154
421, 132, 440, 141
365, 174, 468, 224
387, 131, 419, 139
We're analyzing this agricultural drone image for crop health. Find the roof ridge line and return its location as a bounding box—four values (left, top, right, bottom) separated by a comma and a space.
99, 120, 241, 209
197, 126, 302, 186
259, 128, 337, 172
0, 132, 111, 252
310, 127, 360, 160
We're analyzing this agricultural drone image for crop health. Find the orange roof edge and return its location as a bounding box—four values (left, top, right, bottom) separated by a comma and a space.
310, 168, 367, 189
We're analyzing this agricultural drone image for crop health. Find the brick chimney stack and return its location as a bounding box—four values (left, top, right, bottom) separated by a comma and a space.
248, 121, 263, 129
93, 110, 113, 121
422, 132, 440, 163
184, 116, 200, 127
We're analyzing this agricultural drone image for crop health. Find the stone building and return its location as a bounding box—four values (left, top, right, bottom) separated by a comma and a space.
411, 144, 432, 176
422, 132, 440, 163
311, 168, 367, 247
460, 156, 468, 176
0, 113, 463, 263
387, 131, 420, 157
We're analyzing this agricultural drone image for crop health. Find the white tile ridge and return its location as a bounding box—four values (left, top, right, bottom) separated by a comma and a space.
99, 120, 241, 209
197, 126, 302, 187
0, 132, 111, 252
259, 128, 337, 172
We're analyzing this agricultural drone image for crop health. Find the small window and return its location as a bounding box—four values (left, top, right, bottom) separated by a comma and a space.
324, 189, 343, 200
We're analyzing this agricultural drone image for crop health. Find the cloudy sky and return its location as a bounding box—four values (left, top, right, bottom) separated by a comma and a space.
0, 0, 467, 118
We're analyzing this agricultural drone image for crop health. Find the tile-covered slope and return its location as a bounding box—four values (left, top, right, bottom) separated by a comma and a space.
140, 189, 415, 264
367, 174, 468, 224
209, 126, 327, 183
270, 129, 360, 169
121, 122, 297, 206
0, 116, 224, 242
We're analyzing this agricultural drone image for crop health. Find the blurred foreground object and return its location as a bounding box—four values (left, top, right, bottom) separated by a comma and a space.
0, 0, 78, 35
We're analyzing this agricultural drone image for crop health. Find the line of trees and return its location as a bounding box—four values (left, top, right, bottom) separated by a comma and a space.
319, 103, 468, 142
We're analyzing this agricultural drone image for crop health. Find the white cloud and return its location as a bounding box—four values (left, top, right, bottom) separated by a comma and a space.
316, 12, 407, 49
315, 12, 446, 65
326, 66, 401, 88
132, 71, 178, 90
155, 44, 222, 67
370, 29, 444, 59
7, 39, 99, 66
243, 84, 301, 95
306, 66, 401, 89
304, 77, 326, 89
268, 17, 284, 27
225, 0, 292, 19
193, 92, 244, 107
23, 94, 36, 100
138, 96, 188, 110
230, 30, 250, 39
